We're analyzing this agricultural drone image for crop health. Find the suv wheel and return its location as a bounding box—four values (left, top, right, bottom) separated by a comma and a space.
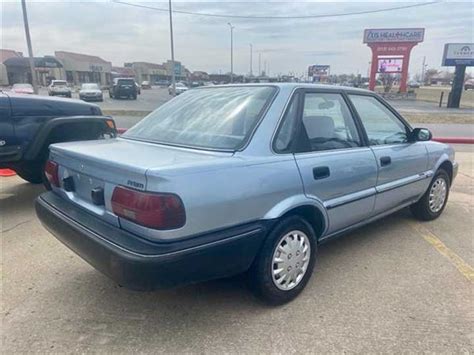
248, 216, 317, 305
411, 169, 450, 221
15, 160, 47, 186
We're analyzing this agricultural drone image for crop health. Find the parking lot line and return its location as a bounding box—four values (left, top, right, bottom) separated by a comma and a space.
411, 223, 474, 283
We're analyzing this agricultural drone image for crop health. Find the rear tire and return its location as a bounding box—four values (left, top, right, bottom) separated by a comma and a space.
411, 169, 450, 221
15, 161, 47, 187
248, 216, 317, 305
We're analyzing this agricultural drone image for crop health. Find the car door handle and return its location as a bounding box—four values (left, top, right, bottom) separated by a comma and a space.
313, 166, 330, 180
380, 156, 391, 167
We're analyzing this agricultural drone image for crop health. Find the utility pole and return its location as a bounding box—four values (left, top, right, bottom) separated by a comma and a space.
168, 0, 176, 96
421, 56, 427, 84
249, 44, 253, 76
21, 0, 38, 94
227, 23, 234, 83
258, 53, 261, 77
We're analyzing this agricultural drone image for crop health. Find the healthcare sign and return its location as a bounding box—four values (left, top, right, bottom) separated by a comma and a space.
364, 28, 425, 43
442, 43, 474, 66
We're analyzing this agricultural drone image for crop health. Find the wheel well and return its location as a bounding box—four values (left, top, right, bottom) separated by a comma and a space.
281, 205, 325, 239
438, 160, 453, 184
35, 121, 110, 160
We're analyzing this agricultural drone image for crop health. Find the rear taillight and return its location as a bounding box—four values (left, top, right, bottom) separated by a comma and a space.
111, 186, 185, 230
44, 160, 60, 187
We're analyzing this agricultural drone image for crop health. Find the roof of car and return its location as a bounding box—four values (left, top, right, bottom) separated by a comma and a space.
202, 82, 373, 93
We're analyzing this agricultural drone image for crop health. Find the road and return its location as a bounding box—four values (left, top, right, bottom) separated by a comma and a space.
1, 145, 473, 353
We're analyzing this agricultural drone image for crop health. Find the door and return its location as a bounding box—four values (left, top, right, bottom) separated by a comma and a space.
348, 94, 429, 213
0, 94, 19, 163
283, 91, 378, 235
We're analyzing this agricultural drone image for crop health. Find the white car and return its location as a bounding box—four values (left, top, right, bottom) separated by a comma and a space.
48, 80, 72, 98
168, 82, 188, 95
79, 83, 103, 102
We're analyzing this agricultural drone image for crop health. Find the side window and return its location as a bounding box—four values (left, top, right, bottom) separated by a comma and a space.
349, 95, 408, 145
274, 92, 300, 153
298, 93, 361, 152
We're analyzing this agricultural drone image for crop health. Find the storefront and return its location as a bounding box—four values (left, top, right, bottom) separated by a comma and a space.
55, 51, 112, 86
3, 56, 64, 86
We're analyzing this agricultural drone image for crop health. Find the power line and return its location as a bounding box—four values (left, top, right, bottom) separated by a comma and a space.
112, 1, 440, 20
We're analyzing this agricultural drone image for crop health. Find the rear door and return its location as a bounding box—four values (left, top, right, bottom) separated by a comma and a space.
285, 89, 378, 235
348, 94, 429, 213
0, 93, 20, 163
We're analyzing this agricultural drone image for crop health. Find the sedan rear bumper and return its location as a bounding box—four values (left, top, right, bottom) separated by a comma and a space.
35, 192, 269, 290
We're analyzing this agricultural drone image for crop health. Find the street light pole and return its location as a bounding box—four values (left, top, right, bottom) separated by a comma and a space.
227, 22, 234, 83
21, 0, 38, 94
258, 52, 261, 77
249, 44, 253, 76
168, 0, 176, 96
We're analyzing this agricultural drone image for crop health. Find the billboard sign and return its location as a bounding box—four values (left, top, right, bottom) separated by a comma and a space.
442, 43, 474, 66
377, 58, 403, 73
364, 28, 425, 43
308, 65, 330, 77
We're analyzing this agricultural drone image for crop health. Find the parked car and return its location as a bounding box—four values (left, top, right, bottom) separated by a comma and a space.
141, 81, 151, 89
36, 84, 457, 305
156, 80, 170, 87
48, 80, 72, 97
79, 83, 103, 102
408, 81, 421, 89
168, 82, 188, 95
464, 79, 474, 90
0, 92, 116, 186
11, 83, 34, 94
109, 78, 138, 99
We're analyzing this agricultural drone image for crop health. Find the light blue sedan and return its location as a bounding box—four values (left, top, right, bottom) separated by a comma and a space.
36, 84, 458, 305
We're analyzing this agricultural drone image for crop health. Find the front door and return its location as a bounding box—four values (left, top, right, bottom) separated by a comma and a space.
291, 91, 378, 235
348, 94, 429, 214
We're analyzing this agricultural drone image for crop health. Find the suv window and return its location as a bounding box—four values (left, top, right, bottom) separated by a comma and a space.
349, 95, 408, 145
297, 92, 361, 152
117, 79, 134, 85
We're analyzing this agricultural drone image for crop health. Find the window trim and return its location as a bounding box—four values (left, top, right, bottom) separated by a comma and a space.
346, 92, 413, 146
292, 89, 365, 154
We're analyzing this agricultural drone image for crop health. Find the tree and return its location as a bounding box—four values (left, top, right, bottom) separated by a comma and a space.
380, 73, 396, 92
424, 68, 439, 85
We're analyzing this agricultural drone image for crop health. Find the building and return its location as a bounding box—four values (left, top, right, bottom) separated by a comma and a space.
1, 49, 23, 86
124, 62, 167, 83
3, 55, 64, 86
111, 66, 136, 80
55, 51, 112, 86
163, 60, 188, 81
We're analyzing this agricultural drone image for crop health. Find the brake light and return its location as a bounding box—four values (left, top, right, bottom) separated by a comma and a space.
44, 160, 60, 187
111, 186, 185, 230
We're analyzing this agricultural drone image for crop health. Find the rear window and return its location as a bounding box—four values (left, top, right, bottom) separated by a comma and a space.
117, 79, 135, 85
123, 86, 276, 151
52, 81, 67, 86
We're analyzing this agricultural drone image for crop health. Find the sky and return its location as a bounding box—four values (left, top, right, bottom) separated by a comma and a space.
1, 0, 473, 77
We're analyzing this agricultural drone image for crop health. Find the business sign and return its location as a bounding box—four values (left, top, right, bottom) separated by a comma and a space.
364, 28, 425, 43
377, 58, 403, 73
442, 43, 474, 66
308, 65, 330, 77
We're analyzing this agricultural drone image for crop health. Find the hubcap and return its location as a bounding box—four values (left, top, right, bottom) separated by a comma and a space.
429, 177, 447, 213
271, 230, 311, 291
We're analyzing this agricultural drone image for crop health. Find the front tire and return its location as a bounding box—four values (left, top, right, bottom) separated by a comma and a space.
411, 169, 450, 221
248, 216, 317, 305
15, 160, 48, 188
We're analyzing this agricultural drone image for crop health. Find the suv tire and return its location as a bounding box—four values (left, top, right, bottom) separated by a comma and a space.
248, 215, 317, 305
15, 160, 46, 185
411, 169, 450, 221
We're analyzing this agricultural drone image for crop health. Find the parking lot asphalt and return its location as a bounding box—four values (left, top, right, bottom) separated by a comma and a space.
1, 144, 473, 353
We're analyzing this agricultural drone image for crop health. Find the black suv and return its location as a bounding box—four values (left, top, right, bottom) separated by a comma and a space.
0, 92, 116, 185
109, 78, 138, 100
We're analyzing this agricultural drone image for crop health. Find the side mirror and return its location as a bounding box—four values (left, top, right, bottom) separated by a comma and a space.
411, 127, 432, 142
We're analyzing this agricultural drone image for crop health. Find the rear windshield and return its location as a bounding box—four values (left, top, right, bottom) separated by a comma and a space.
123, 86, 276, 150
117, 79, 135, 85
53, 81, 67, 86
82, 83, 100, 90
